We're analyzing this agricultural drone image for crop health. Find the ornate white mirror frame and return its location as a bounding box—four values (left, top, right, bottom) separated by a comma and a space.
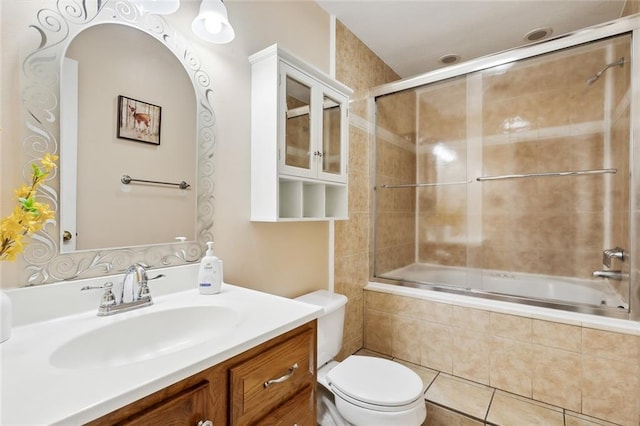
21, 0, 214, 284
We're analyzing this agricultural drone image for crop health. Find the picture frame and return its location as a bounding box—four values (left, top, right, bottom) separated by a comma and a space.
117, 95, 162, 145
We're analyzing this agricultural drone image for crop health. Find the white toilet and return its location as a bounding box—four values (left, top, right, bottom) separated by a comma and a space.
296, 290, 427, 426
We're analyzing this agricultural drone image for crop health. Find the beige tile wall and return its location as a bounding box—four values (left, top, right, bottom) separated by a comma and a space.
416, 77, 469, 267
374, 79, 417, 274
406, 35, 633, 282
334, 21, 399, 359
364, 289, 640, 425
623, 0, 640, 16
609, 37, 632, 300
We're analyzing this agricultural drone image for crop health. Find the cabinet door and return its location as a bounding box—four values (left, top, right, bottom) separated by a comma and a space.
317, 86, 348, 183
118, 381, 211, 426
280, 63, 316, 179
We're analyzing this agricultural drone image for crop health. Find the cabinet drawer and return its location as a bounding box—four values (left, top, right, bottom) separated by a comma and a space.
255, 384, 315, 426
230, 329, 315, 425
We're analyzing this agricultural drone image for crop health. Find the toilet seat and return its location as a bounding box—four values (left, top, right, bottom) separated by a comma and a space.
326, 356, 424, 412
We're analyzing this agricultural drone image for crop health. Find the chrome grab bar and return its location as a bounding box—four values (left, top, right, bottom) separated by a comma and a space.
476, 168, 616, 182
121, 174, 190, 189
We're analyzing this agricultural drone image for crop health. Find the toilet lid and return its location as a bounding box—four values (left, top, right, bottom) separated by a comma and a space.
326, 356, 424, 408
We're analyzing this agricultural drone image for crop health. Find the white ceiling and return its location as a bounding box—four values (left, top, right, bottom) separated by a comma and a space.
316, 0, 627, 78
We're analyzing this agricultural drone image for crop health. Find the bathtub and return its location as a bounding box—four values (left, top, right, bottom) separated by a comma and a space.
375, 263, 629, 314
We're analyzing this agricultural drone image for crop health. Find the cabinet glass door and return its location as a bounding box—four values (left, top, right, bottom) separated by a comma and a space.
284, 74, 313, 173
321, 94, 342, 176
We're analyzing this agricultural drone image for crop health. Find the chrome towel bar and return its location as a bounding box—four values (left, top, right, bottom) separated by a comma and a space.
121, 174, 191, 189
379, 180, 470, 189
379, 168, 617, 189
476, 168, 617, 182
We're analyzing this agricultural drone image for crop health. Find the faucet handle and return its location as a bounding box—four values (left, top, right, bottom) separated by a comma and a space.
603, 247, 625, 268
137, 274, 165, 299
81, 281, 114, 292
81, 282, 116, 307
99, 282, 116, 307
148, 273, 166, 281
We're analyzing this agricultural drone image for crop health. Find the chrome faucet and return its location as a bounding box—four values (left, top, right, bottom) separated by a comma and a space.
602, 247, 625, 268
81, 263, 165, 316
592, 270, 628, 281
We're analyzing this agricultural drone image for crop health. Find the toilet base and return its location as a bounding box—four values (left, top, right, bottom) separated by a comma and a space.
318, 382, 351, 426
334, 391, 426, 426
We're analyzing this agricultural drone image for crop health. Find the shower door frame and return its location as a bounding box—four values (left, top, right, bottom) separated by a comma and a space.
369, 14, 640, 321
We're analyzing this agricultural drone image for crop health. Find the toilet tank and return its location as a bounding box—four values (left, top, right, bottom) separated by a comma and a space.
295, 290, 348, 367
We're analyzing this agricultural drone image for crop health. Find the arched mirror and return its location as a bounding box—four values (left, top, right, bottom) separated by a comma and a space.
21, 0, 214, 284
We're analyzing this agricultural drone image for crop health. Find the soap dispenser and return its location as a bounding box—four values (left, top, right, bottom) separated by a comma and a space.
198, 241, 222, 294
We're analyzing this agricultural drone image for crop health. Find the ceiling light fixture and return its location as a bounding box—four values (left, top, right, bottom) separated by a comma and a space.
524, 27, 553, 42
192, 0, 235, 44
135, 0, 180, 15
439, 54, 461, 65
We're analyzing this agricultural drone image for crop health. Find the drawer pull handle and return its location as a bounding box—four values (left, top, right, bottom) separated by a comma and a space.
197, 421, 213, 426
263, 363, 299, 388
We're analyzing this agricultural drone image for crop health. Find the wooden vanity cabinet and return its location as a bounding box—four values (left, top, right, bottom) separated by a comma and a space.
86, 321, 316, 426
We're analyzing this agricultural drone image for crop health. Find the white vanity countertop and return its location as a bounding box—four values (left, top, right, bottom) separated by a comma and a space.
1, 268, 322, 425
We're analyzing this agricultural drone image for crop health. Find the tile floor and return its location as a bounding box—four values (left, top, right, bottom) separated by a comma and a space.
355, 350, 620, 426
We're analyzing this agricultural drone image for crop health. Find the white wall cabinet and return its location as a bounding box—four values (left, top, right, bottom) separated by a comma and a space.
250, 44, 352, 222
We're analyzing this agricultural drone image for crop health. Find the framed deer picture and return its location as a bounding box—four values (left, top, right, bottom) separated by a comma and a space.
117, 95, 162, 145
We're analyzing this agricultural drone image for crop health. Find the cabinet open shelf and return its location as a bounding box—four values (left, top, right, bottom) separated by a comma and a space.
277, 178, 347, 221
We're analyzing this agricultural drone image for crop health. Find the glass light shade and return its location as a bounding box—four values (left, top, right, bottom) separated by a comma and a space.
137, 0, 180, 15
191, 0, 235, 44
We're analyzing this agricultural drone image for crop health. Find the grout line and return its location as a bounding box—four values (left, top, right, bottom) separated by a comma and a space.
492, 388, 564, 413
424, 400, 488, 424
364, 348, 607, 425
424, 370, 440, 393
485, 388, 496, 423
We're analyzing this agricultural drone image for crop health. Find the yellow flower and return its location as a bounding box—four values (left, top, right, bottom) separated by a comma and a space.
41, 153, 58, 171
36, 203, 55, 221
14, 185, 31, 199
0, 153, 57, 262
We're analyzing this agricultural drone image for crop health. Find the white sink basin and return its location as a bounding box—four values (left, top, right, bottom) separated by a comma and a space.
49, 306, 240, 369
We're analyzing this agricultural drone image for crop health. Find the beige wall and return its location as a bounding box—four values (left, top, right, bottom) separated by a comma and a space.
1, 0, 331, 297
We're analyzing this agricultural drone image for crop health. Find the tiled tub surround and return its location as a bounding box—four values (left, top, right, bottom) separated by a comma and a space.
364, 284, 640, 425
